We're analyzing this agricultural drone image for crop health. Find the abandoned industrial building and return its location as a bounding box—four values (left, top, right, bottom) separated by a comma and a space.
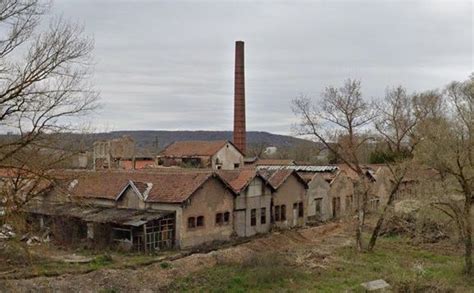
157, 140, 244, 170
17, 41, 392, 253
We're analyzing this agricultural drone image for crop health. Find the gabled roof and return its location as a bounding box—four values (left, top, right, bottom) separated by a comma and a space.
159, 140, 242, 157
259, 169, 307, 190
116, 180, 153, 201
66, 170, 215, 203
217, 168, 264, 194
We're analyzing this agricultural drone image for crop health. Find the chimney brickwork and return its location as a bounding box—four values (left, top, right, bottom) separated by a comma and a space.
233, 41, 246, 154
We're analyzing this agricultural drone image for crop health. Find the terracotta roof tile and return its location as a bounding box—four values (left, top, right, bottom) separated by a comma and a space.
160, 140, 228, 157
66, 170, 214, 203
217, 169, 258, 194
259, 169, 295, 189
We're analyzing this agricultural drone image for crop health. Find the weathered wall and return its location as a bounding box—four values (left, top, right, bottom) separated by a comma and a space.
328, 172, 354, 219
272, 174, 307, 228
234, 177, 272, 237
306, 174, 331, 221
212, 142, 244, 170
117, 186, 146, 210
179, 178, 234, 248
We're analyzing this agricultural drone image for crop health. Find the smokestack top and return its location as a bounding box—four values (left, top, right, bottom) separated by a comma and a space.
233, 40, 246, 154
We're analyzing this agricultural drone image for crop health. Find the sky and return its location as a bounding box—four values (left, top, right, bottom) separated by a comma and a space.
53, 0, 472, 135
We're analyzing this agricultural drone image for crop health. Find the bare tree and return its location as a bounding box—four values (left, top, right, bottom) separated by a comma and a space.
292, 79, 376, 251
415, 75, 473, 275
0, 0, 96, 221
367, 86, 422, 251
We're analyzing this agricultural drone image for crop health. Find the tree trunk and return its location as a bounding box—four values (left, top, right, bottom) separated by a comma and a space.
463, 195, 472, 275
368, 206, 387, 251
356, 188, 368, 252
368, 178, 402, 251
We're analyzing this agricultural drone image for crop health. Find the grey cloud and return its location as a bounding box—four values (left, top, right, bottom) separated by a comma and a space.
53, 0, 472, 134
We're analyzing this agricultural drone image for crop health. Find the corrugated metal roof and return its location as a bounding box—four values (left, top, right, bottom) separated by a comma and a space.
25, 202, 172, 226
257, 165, 339, 172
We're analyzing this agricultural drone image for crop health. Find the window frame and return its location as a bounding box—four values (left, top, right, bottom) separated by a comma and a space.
196, 216, 205, 227
250, 208, 257, 226
260, 207, 266, 224
187, 217, 196, 229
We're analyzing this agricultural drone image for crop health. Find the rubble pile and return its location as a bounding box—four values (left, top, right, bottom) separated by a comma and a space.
381, 214, 449, 243
0, 224, 15, 240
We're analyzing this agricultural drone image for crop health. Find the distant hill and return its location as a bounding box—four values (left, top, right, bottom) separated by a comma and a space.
80, 130, 312, 152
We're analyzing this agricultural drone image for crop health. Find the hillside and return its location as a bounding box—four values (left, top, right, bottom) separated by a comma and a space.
71, 130, 313, 152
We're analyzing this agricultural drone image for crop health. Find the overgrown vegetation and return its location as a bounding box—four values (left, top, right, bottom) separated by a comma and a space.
167, 236, 473, 292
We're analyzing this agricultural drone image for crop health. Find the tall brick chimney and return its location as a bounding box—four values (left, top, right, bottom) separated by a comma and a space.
233, 40, 246, 154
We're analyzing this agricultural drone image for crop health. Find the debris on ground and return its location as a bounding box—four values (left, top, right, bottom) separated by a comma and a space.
20, 229, 51, 246
0, 224, 15, 240
0, 221, 353, 292
380, 214, 448, 243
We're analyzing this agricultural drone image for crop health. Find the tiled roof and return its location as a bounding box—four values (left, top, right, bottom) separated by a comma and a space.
66, 170, 214, 203
131, 181, 149, 194
217, 169, 258, 194
160, 140, 228, 157
259, 169, 297, 189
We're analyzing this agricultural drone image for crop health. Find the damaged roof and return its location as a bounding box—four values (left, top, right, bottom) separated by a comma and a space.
25, 202, 171, 226
65, 170, 214, 203
159, 140, 239, 157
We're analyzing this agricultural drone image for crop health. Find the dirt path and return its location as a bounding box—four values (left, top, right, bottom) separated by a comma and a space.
0, 221, 354, 292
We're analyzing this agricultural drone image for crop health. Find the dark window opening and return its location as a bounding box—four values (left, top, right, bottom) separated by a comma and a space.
315, 198, 322, 216
275, 205, 281, 221
281, 205, 286, 221
182, 158, 201, 168
298, 202, 304, 218
187, 217, 196, 229
224, 212, 230, 223
234, 163, 240, 169
197, 216, 204, 227
250, 209, 257, 226
260, 208, 266, 224
215, 213, 223, 225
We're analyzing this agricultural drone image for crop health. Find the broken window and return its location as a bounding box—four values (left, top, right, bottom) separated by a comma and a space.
188, 217, 196, 229
315, 198, 322, 216
298, 202, 304, 218
250, 209, 257, 226
215, 213, 223, 225
216, 212, 230, 225
196, 216, 204, 227
260, 207, 266, 224
275, 205, 281, 221
112, 227, 132, 241
281, 205, 286, 221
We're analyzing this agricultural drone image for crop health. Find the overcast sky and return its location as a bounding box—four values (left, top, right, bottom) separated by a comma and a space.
53, 0, 472, 135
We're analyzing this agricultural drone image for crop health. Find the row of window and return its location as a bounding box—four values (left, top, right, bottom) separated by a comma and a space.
188, 212, 231, 230
188, 203, 304, 230
250, 207, 267, 226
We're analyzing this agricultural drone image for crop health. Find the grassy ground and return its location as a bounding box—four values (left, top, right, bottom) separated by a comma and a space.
167, 235, 474, 292
0, 240, 179, 279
